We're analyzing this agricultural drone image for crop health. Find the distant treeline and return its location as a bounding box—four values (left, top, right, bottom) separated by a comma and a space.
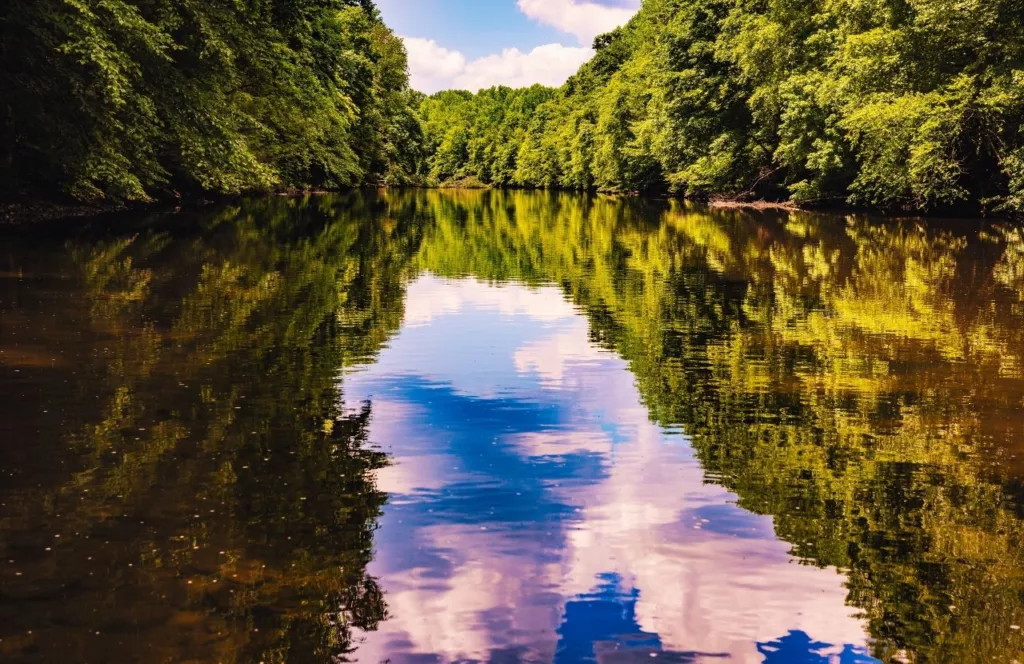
0, 0, 424, 201
4, 0, 1024, 213
419, 0, 1024, 212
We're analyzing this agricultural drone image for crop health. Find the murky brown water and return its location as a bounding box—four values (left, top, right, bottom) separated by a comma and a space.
2, 191, 1024, 663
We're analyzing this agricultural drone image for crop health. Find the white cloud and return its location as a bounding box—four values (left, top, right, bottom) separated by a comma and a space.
399, 0, 640, 93
401, 37, 468, 94
517, 0, 640, 44
457, 43, 594, 91
403, 37, 593, 94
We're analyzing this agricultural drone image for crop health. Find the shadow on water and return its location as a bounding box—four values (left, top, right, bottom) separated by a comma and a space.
1, 190, 1023, 662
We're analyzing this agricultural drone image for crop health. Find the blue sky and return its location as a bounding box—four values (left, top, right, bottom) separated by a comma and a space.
375, 0, 642, 93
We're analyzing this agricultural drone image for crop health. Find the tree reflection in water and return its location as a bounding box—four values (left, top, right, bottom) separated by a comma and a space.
1, 190, 1023, 662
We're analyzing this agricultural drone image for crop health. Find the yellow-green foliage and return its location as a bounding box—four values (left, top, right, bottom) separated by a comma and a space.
418, 86, 556, 185
6, 190, 1024, 660
398, 189, 1024, 661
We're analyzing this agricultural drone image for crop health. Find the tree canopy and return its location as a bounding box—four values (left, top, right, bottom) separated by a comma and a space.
418, 0, 1024, 213
0, 0, 424, 201
4, 0, 1023, 212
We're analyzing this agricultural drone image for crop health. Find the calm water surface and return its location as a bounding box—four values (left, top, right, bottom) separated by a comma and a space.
2, 191, 1024, 663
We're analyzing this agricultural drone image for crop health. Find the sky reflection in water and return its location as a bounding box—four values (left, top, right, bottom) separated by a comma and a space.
6, 191, 1024, 663
347, 276, 878, 664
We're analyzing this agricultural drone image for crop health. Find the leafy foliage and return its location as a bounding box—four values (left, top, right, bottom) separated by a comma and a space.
419, 0, 1024, 212
418, 86, 556, 186
0, 0, 424, 201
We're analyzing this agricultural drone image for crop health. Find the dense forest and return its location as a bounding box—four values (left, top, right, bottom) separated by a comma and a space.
3, 0, 1024, 213
420, 0, 1024, 212
0, 0, 424, 202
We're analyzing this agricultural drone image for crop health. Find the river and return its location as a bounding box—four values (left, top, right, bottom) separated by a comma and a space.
1, 190, 1023, 663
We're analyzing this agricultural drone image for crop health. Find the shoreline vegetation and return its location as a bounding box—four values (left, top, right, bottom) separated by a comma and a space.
0, 187, 965, 229
0, 181, 1004, 227
2, 0, 1022, 221
0, 182, 878, 226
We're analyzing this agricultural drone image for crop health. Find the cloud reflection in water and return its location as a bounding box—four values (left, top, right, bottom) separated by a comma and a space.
346, 276, 879, 664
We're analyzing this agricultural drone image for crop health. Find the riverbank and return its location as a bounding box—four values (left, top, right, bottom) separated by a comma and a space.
0, 192, 795, 226
0, 200, 129, 226
707, 198, 801, 212
2, 187, 1014, 227
0, 189, 320, 226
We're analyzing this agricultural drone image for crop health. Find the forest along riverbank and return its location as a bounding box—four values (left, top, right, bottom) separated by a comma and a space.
3, 1, 1022, 216
415, 0, 1024, 212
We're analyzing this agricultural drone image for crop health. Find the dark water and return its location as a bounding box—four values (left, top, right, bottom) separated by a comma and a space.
2, 191, 1024, 664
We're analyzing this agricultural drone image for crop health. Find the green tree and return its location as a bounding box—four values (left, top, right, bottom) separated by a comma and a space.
416, 0, 1024, 212
0, 0, 424, 202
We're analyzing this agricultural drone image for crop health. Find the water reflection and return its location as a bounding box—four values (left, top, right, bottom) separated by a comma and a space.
348, 276, 876, 663
0, 190, 1023, 662
0, 196, 409, 662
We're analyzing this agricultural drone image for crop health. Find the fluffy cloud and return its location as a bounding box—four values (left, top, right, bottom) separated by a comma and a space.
517, 0, 640, 44
401, 37, 468, 94
400, 0, 640, 93
456, 43, 594, 90
403, 37, 593, 94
